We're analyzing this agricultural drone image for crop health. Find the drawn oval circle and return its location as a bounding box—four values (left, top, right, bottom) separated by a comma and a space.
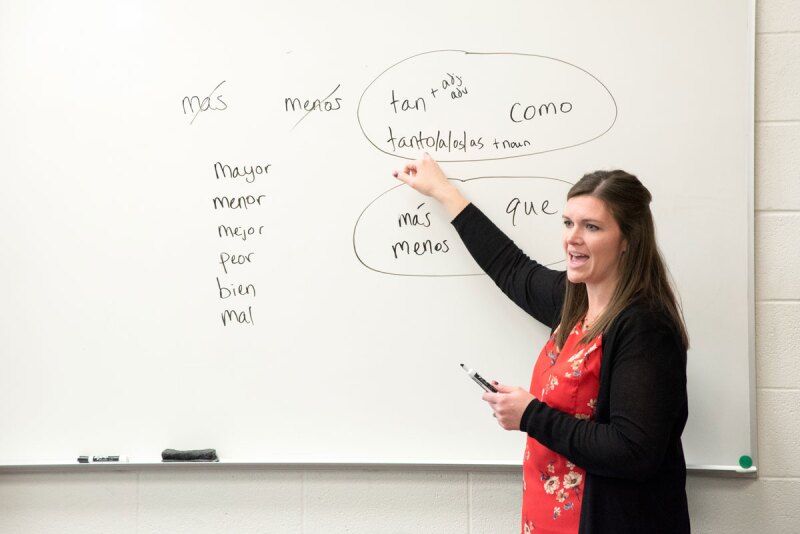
353, 176, 572, 276
357, 50, 617, 162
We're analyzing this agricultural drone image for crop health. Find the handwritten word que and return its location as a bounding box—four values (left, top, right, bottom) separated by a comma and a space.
506, 197, 558, 227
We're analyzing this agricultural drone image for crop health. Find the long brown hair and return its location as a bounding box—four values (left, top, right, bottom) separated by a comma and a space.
555, 170, 689, 350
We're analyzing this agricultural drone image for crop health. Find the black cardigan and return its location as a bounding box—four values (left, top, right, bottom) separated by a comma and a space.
452, 203, 690, 534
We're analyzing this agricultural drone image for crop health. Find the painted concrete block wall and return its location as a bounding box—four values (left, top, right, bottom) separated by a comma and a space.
2, 1, 799, 532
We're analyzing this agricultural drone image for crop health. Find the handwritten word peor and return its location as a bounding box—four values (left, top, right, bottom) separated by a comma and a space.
285, 84, 342, 113
506, 197, 558, 226
386, 127, 484, 153
392, 239, 450, 259
182, 81, 227, 125
212, 194, 266, 210
389, 89, 426, 113
509, 101, 573, 123
216, 277, 256, 299
398, 203, 432, 228
214, 162, 271, 184
221, 306, 254, 326
218, 224, 265, 241
219, 252, 255, 274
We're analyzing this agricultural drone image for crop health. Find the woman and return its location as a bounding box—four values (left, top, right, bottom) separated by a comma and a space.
393, 155, 690, 534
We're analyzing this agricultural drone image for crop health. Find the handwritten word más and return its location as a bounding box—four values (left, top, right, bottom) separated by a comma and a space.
386, 126, 484, 153
182, 80, 227, 125
398, 203, 432, 228
214, 162, 271, 183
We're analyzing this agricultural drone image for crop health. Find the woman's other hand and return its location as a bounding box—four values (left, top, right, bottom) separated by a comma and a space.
482, 383, 536, 431
392, 153, 469, 218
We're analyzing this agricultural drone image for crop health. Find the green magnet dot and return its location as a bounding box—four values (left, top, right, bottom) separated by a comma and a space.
738, 455, 753, 469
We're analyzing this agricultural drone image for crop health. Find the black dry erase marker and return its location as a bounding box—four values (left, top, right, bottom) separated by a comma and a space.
460, 363, 498, 392
77, 455, 128, 463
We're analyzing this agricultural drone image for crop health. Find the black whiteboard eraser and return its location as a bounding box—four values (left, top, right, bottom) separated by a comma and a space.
161, 448, 219, 462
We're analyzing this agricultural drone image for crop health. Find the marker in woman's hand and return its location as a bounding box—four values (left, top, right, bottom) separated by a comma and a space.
461, 363, 498, 392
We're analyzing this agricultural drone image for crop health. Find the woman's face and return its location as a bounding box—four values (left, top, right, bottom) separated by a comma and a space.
562, 195, 627, 294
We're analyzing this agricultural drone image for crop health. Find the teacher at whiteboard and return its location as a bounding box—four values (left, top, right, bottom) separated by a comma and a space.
394, 155, 690, 534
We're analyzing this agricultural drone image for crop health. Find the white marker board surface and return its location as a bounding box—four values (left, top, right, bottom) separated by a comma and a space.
0, 0, 755, 469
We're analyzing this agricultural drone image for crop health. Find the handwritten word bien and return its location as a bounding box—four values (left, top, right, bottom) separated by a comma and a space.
506, 197, 558, 226
221, 306, 254, 326
386, 127, 484, 153
218, 224, 265, 241
182, 80, 227, 125
392, 239, 450, 259
214, 162, 271, 184
398, 203, 432, 228
212, 194, 266, 210
509, 101, 573, 123
216, 277, 256, 299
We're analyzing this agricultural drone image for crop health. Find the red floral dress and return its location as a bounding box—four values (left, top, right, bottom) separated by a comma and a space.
521, 320, 603, 534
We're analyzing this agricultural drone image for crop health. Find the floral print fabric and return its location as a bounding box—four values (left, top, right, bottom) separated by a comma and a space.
522, 320, 602, 534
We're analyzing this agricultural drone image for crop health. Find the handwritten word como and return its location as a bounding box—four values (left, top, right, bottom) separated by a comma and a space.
509, 101, 573, 123
214, 162, 271, 184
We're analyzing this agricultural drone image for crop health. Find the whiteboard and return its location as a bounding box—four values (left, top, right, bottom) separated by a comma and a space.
0, 0, 755, 470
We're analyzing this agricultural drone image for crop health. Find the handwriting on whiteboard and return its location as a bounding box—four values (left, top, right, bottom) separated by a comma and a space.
211, 160, 271, 326
182, 80, 228, 125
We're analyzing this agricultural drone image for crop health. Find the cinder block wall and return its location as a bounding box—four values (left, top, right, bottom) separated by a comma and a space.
2, 1, 798, 532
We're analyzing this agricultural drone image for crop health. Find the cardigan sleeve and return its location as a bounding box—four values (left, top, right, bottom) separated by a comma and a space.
451, 203, 566, 328
519, 306, 688, 480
